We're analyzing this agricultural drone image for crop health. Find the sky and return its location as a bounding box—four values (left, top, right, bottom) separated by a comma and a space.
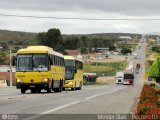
0, 0, 160, 34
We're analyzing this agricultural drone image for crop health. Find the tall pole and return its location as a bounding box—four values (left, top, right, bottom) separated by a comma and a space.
9, 49, 12, 87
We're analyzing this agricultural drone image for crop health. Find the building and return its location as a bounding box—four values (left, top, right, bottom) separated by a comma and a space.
119, 36, 132, 40
64, 50, 80, 56
156, 37, 160, 44
0, 65, 15, 86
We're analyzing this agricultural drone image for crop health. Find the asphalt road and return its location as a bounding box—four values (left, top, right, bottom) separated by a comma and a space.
0, 39, 146, 120
0, 83, 142, 120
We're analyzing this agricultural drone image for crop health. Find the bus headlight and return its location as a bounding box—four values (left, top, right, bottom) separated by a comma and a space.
69, 82, 73, 85
41, 78, 48, 82
17, 79, 23, 82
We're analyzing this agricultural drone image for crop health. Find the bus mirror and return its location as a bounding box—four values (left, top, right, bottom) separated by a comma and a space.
12, 56, 17, 66
50, 59, 53, 65
75, 67, 77, 73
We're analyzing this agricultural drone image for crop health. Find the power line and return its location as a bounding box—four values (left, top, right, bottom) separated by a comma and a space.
1, 13, 160, 20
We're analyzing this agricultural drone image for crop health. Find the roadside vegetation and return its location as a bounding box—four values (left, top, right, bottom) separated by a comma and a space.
83, 61, 128, 77
0, 28, 141, 65
134, 84, 160, 116
145, 37, 160, 84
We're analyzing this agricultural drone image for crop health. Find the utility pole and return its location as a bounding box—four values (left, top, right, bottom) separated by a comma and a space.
9, 49, 12, 87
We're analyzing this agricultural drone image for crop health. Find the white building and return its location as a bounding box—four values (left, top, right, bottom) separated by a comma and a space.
119, 36, 132, 40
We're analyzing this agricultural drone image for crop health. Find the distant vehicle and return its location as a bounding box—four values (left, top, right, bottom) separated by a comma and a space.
136, 63, 140, 69
123, 66, 134, 85
116, 71, 124, 84
64, 56, 83, 90
134, 53, 138, 59
138, 44, 141, 48
135, 63, 140, 74
83, 73, 98, 84
15, 46, 65, 93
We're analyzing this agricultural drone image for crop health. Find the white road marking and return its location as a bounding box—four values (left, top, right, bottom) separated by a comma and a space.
42, 101, 81, 114
85, 87, 126, 100
0, 94, 10, 96
24, 101, 81, 120
84, 85, 115, 90
24, 86, 127, 120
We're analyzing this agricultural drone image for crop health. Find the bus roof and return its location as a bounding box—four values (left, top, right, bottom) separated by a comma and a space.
64, 55, 83, 62
17, 46, 63, 57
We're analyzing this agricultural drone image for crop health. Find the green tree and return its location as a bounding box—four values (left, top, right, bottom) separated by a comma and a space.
36, 32, 46, 45
81, 47, 87, 54
63, 36, 79, 49
35, 28, 64, 53
152, 45, 160, 53
149, 57, 160, 83
121, 48, 132, 55
149, 57, 160, 77
54, 44, 65, 54
92, 38, 98, 51
46, 28, 62, 48
109, 45, 116, 51
80, 35, 88, 48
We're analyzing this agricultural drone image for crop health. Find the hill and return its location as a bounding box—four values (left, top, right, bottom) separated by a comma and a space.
0, 29, 37, 50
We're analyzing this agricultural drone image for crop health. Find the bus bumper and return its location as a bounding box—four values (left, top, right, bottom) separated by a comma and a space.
64, 81, 75, 88
16, 82, 49, 89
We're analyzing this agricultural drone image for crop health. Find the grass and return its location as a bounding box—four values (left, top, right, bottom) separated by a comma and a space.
145, 42, 157, 76
85, 82, 108, 86
83, 61, 128, 77
158, 94, 160, 99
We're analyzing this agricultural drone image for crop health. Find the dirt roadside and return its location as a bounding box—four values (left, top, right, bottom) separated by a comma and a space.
96, 76, 115, 84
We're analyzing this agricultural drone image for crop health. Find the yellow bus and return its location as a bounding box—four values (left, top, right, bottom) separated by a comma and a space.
15, 46, 65, 93
64, 56, 83, 90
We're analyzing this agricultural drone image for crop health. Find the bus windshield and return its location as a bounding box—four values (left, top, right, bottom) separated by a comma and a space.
16, 54, 48, 72
124, 74, 134, 79
64, 60, 74, 80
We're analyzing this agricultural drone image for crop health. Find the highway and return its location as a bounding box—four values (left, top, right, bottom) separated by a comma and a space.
0, 39, 146, 120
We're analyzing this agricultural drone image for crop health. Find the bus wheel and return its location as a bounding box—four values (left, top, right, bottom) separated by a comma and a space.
72, 83, 76, 90
31, 89, 36, 93
54, 88, 61, 92
77, 87, 81, 90
47, 88, 51, 93
71, 87, 75, 91
77, 82, 82, 90
37, 89, 41, 93
59, 86, 62, 92
62, 88, 65, 91
21, 88, 26, 94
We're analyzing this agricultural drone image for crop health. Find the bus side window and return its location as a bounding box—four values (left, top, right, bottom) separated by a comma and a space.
54, 56, 56, 65
59, 57, 61, 66
12, 56, 17, 66
57, 57, 59, 66
57, 56, 59, 66
55, 56, 57, 65
61, 58, 63, 66
62, 58, 65, 66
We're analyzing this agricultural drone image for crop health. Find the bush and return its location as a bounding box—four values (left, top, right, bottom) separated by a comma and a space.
152, 45, 160, 53
121, 47, 132, 55
135, 84, 160, 115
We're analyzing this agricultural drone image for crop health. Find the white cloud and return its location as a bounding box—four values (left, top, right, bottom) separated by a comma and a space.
0, 0, 160, 34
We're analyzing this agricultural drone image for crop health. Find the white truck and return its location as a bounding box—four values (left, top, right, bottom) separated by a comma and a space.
116, 71, 124, 84
134, 53, 138, 59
